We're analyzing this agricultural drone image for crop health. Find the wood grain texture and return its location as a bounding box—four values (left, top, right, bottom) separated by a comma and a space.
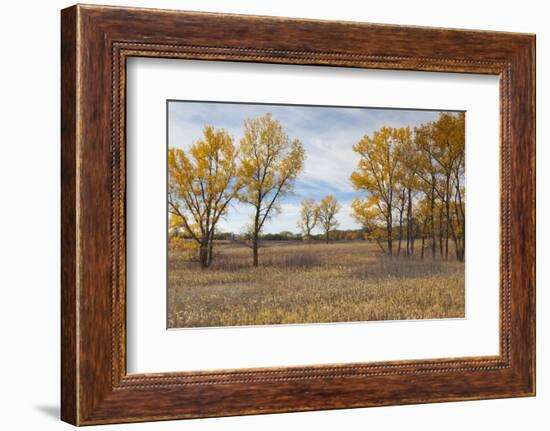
60, 4, 536, 425
60, 5, 78, 425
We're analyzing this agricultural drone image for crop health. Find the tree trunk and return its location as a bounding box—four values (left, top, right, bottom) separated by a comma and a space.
206, 228, 215, 266
252, 234, 259, 267
406, 187, 412, 257
452, 196, 465, 261
199, 241, 209, 269
421, 235, 425, 260
430, 186, 436, 259
460, 219, 465, 261
252, 206, 260, 267
445, 185, 450, 260
208, 236, 214, 266
325, 229, 329, 244
438, 206, 444, 258
397, 212, 403, 256
374, 235, 387, 254
454, 179, 465, 262
460, 210, 465, 261
397, 191, 405, 257
456, 178, 465, 262
386, 214, 393, 258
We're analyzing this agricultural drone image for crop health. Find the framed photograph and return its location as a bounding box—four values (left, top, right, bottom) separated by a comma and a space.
61, 4, 535, 425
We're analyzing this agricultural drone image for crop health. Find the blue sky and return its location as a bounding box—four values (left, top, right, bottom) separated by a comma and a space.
168, 101, 446, 234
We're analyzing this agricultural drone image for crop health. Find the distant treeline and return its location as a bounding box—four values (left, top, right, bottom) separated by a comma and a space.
173, 226, 445, 244
174, 228, 366, 242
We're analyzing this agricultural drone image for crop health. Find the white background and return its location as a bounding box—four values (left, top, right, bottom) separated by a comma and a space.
127, 59, 500, 373
0, 0, 547, 430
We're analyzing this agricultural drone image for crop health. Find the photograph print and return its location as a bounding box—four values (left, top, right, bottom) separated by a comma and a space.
167, 101, 466, 329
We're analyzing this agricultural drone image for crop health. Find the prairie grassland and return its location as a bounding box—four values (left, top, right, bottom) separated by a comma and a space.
167, 241, 464, 328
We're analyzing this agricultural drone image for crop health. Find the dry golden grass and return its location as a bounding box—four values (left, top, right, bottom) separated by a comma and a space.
167, 241, 465, 328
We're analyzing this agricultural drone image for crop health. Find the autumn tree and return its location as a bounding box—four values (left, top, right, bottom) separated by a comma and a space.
168, 126, 241, 269
317, 195, 341, 244
350, 113, 464, 261
431, 112, 465, 259
415, 198, 433, 260
448, 113, 465, 260
238, 113, 305, 266
415, 113, 465, 260
351, 196, 387, 253
297, 198, 319, 241
351, 127, 402, 257
395, 126, 420, 257
414, 122, 439, 259
388, 127, 413, 256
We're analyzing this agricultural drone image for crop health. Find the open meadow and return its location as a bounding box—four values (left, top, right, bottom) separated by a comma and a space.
167, 241, 465, 328
167, 105, 466, 329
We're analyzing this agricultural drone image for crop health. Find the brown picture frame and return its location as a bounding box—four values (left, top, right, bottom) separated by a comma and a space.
61, 4, 536, 425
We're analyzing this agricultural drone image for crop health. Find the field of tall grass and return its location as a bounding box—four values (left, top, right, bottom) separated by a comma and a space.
167, 240, 465, 328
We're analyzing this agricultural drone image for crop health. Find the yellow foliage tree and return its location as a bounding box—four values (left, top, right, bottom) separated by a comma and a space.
431, 112, 465, 259
415, 113, 465, 260
393, 126, 420, 257
414, 122, 439, 258
168, 126, 241, 268
317, 194, 341, 244
168, 213, 200, 259
297, 198, 319, 241
351, 126, 402, 257
351, 196, 387, 253
352, 113, 465, 261
238, 113, 305, 266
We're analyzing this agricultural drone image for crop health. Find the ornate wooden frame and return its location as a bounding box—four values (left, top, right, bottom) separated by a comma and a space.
61, 4, 535, 425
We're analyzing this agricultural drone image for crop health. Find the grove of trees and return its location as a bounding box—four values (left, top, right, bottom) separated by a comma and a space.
296, 195, 341, 244
350, 112, 465, 261
168, 113, 304, 268
297, 198, 318, 240
169, 110, 465, 268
